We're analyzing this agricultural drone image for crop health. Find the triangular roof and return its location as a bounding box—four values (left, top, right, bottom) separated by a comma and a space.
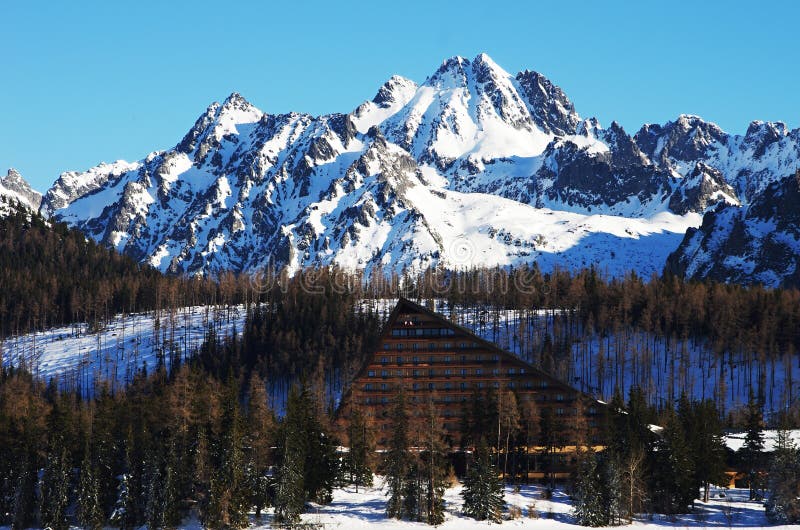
337, 297, 602, 417
389, 297, 598, 400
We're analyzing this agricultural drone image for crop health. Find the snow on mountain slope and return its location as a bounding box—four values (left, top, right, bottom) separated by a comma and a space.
0, 168, 42, 214
39, 54, 799, 281
0, 305, 246, 391
667, 170, 800, 287
635, 115, 800, 205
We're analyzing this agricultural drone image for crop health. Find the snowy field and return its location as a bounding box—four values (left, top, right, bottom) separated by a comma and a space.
0, 484, 783, 530
171, 482, 781, 529
0, 305, 246, 392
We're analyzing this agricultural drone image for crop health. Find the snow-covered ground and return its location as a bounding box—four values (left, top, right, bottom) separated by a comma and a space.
0, 485, 781, 530
725, 429, 800, 452
0, 305, 246, 392
242, 482, 779, 529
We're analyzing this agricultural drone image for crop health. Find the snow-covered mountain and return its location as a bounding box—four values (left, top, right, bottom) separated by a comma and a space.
666, 170, 800, 287
0, 168, 42, 214
38, 54, 800, 283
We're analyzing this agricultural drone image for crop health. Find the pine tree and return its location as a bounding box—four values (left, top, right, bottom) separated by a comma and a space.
739, 391, 766, 500
384, 388, 411, 519
40, 444, 71, 530
273, 385, 308, 525
678, 397, 726, 503
765, 417, 800, 523
77, 444, 104, 530
244, 374, 275, 519
206, 380, 249, 528
649, 410, 695, 514
573, 451, 606, 526
346, 407, 374, 492
420, 398, 447, 525
462, 438, 504, 523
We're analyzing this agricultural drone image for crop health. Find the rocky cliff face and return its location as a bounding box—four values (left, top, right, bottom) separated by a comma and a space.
667, 170, 800, 287
38, 54, 800, 285
0, 168, 42, 214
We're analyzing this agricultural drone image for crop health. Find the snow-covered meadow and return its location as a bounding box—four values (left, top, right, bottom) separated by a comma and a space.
217, 482, 780, 529
0, 305, 246, 393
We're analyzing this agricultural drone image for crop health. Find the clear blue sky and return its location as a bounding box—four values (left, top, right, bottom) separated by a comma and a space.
2, 0, 798, 192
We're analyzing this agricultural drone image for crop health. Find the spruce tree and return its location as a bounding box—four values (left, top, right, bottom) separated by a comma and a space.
573, 451, 606, 526
346, 407, 374, 491
462, 438, 504, 523
649, 410, 694, 514
273, 385, 308, 525
678, 397, 726, 503
384, 388, 411, 519
77, 444, 104, 530
739, 391, 766, 500
40, 444, 71, 530
765, 418, 800, 523
420, 399, 447, 525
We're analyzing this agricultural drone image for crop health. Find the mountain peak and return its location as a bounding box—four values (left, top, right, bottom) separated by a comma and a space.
514, 68, 580, 135
372, 75, 418, 107
0, 167, 42, 212
222, 91, 255, 111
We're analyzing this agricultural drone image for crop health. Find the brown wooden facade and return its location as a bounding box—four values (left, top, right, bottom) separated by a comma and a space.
339, 298, 604, 452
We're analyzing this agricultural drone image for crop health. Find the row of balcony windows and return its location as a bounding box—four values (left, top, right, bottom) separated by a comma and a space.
376, 353, 509, 365
367, 366, 538, 380
362, 380, 567, 397
382, 341, 483, 352
391, 327, 456, 337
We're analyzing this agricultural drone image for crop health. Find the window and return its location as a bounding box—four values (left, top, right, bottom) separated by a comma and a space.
519, 368, 526, 374
381, 370, 388, 377
412, 343, 419, 350
368, 370, 375, 377
475, 369, 483, 376
413, 369, 421, 377
492, 381, 500, 388
460, 369, 467, 376
381, 397, 388, 404
477, 382, 484, 389
556, 408, 565, 416
413, 383, 420, 390
396, 343, 404, 351
429, 369, 435, 377
541, 380, 548, 389
365, 383, 372, 390
460, 382, 467, 390
383, 343, 391, 350
508, 382, 515, 389
428, 342, 435, 351
396, 356, 403, 364
508, 368, 516, 375
444, 383, 452, 390
491, 354, 500, 362
492, 368, 500, 376
381, 357, 388, 365
381, 383, 388, 390
459, 342, 467, 349
428, 383, 435, 390
556, 394, 564, 402
445, 369, 452, 376
444, 356, 451, 363
443, 342, 452, 350
461, 355, 467, 362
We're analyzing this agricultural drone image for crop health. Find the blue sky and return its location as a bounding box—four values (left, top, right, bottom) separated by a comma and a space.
2, 0, 798, 191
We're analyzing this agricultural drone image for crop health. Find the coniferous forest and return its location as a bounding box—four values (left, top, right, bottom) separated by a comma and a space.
2, 204, 800, 526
